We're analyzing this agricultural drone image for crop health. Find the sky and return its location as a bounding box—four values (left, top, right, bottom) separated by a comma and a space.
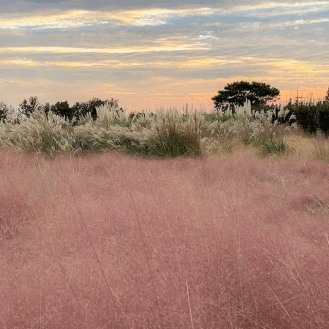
0, 0, 328, 117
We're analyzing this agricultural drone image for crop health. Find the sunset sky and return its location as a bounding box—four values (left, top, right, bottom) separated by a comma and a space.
0, 0, 328, 116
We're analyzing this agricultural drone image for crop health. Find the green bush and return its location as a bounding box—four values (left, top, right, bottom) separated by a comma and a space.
317, 102, 329, 138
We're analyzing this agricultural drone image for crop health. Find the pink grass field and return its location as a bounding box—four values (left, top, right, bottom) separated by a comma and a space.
0, 145, 329, 329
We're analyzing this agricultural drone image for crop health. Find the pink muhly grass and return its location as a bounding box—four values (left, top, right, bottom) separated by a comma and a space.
0, 145, 328, 328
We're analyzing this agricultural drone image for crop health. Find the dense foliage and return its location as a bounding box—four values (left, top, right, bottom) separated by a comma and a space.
0, 96, 127, 127
211, 81, 280, 113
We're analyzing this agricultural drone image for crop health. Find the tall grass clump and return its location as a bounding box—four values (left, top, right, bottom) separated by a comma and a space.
0, 102, 211, 160
199, 98, 300, 160
0, 105, 76, 158
0, 95, 328, 164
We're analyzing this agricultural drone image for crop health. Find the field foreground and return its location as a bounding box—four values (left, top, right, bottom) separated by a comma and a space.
0, 142, 329, 328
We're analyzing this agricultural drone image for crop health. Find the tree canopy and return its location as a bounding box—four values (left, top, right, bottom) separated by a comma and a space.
211, 81, 280, 112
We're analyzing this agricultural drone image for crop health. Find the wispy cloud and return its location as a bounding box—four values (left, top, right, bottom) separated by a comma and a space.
0, 0, 328, 113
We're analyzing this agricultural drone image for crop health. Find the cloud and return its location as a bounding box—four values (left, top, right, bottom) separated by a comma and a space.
0, 0, 328, 113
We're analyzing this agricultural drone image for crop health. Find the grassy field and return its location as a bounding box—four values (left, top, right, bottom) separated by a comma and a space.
0, 100, 328, 328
